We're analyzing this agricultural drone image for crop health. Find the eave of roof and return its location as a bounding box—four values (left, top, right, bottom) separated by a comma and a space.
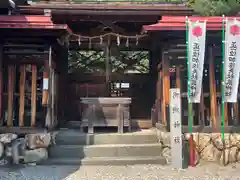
23, 2, 192, 10
0, 15, 71, 33
143, 16, 240, 32
18, 2, 194, 16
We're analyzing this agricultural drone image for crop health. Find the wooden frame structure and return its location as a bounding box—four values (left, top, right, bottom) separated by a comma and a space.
144, 16, 240, 133
0, 1, 199, 133
0, 15, 71, 133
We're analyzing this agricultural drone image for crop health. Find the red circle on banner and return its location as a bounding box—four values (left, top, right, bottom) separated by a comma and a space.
192, 26, 202, 37
230, 25, 240, 36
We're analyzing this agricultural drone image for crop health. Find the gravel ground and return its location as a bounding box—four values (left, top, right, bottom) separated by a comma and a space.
1, 163, 240, 180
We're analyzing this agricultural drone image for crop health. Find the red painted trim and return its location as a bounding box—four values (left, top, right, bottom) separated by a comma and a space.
0, 15, 72, 33
0, 16, 53, 24
161, 16, 240, 22
143, 23, 222, 31
143, 16, 240, 31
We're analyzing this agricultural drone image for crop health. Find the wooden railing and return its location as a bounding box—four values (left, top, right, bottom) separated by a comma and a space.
2, 64, 42, 128
152, 48, 240, 133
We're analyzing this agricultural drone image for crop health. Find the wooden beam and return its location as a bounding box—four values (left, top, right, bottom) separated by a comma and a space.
31, 65, 37, 127
7, 65, 15, 126
19, 65, 26, 127
209, 48, 217, 129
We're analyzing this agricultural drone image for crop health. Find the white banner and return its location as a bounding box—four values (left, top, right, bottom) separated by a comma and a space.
188, 20, 207, 103
224, 19, 240, 102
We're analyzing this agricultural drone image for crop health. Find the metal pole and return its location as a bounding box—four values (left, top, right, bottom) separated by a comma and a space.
186, 16, 194, 167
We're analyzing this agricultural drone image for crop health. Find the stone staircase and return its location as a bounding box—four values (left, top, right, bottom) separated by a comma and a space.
44, 129, 167, 165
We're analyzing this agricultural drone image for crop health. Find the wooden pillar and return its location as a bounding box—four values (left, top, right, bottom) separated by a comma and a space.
162, 53, 170, 126
19, 65, 26, 127
51, 69, 55, 128
42, 60, 49, 106
199, 90, 205, 127
7, 65, 15, 126
225, 103, 228, 125
56, 42, 68, 127
234, 103, 239, 125
149, 38, 161, 108
209, 47, 217, 129
176, 66, 181, 89
105, 36, 111, 94
45, 46, 53, 129
31, 65, 37, 127
158, 69, 163, 124
0, 44, 3, 124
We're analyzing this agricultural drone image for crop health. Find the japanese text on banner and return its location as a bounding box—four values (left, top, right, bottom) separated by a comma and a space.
188, 21, 207, 103
224, 19, 240, 102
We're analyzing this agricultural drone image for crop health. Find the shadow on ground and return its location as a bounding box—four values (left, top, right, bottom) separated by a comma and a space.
0, 165, 80, 180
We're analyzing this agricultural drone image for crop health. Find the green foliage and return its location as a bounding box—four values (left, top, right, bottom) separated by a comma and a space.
68, 50, 149, 74
190, 0, 240, 16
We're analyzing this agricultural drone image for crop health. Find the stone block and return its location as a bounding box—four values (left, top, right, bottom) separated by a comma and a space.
0, 142, 3, 159
0, 157, 11, 166
156, 130, 240, 165
157, 131, 170, 147
26, 133, 51, 149
23, 148, 48, 164
11, 138, 26, 164
0, 133, 17, 144
200, 143, 221, 162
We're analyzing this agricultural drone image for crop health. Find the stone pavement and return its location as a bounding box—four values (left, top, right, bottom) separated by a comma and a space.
1, 162, 240, 180
0, 163, 240, 180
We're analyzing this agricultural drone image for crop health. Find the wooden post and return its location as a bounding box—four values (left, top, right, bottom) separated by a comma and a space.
42, 60, 49, 106
161, 53, 170, 126
7, 65, 15, 126
176, 66, 181, 89
199, 90, 205, 127
164, 56, 170, 128
118, 104, 124, 133
234, 103, 239, 125
0, 44, 3, 125
209, 47, 217, 129
45, 46, 52, 128
225, 103, 228, 125
31, 65, 37, 127
105, 36, 111, 96
51, 70, 55, 127
88, 104, 94, 134
19, 65, 26, 127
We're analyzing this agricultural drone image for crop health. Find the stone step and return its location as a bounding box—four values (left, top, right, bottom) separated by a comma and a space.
49, 144, 162, 158
42, 156, 167, 166
53, 130, 158, 145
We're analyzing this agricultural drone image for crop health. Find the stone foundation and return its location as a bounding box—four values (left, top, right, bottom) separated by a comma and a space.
156, 130, 240, 165
1, 130, 240, 166
0, 133, 50, 166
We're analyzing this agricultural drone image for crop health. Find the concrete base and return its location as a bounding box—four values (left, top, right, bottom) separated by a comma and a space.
47, 129, 166, 166
53, 129, 158, 145
49, 144, 162, 158
41, 156, 167, 166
